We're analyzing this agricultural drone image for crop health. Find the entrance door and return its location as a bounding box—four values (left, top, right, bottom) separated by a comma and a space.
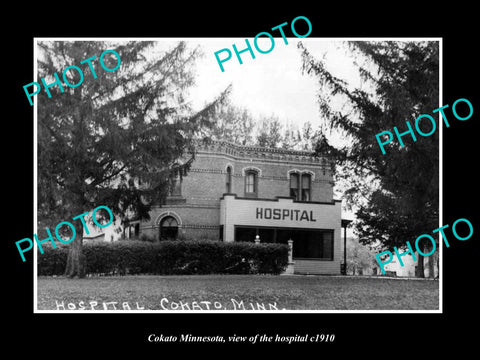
160, 216, 178, 240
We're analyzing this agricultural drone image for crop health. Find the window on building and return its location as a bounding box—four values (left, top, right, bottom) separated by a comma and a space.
291, 230, 333, 260
235, 226, 334, 260
301, 174, 311, 201
244, 170, 257, 197
160, 216, 178, 240
170, 175, 182, 196
290, 173, 299, 200
289, 172, 312, 201
235, 226, 257, 242
235, 226, 276, 243
226, 166, 232, 193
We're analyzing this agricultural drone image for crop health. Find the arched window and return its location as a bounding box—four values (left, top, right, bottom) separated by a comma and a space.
226, 166, 232, 193
160, 216, 178, 240
290, 173, 300, 200
244, 170, 258, 197
301, 174, 311, 201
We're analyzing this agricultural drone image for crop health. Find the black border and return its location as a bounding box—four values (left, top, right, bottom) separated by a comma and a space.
6, 4, 479, 355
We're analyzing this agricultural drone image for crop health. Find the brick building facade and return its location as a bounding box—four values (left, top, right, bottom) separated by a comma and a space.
132, 140, 347, 275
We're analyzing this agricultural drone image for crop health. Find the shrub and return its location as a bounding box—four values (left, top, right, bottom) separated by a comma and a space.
37, 244, 69, 276
139, 233, 156, 243
37, 240, 289, 276
83, 241, 158, 275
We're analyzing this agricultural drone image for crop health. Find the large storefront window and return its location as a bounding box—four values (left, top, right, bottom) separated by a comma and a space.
235, 226, 333, 260
291, 230, 332, 259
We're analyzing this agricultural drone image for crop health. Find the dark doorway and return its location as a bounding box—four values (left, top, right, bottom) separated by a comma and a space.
160, 216, 178, 240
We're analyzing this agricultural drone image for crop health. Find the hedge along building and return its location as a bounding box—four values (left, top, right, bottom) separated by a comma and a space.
132, 140, 349, 275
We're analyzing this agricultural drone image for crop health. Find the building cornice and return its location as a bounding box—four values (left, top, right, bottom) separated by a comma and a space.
194, 139, 331, 165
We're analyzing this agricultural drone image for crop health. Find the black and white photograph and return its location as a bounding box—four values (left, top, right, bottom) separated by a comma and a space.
32, 37, 441, 313
6, 6, 478, 354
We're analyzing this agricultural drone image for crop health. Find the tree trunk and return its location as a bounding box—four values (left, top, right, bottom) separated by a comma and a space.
427, 253, 435, 278
415, 252, 425, 278
64, 220, 86, 278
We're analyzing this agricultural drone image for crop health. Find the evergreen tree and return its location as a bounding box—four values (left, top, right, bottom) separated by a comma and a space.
37, 41, 229, 278
299, 41, 439, 277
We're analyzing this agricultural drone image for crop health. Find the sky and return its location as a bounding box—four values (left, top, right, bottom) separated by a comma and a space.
186, 38, 362, 141
38, 37, 363, 147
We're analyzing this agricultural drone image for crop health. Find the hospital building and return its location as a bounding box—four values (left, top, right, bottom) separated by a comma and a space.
126, 140, 350, 275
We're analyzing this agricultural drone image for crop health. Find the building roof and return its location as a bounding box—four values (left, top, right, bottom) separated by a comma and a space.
195, 139, 331, 165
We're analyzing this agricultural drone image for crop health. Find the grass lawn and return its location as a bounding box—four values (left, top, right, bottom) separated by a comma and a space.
37, 275, 439, 311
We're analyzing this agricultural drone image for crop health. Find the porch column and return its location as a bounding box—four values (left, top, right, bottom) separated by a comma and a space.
283, 239, 294, 275
341, 219, 352, 275
288, 239, 293, 264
